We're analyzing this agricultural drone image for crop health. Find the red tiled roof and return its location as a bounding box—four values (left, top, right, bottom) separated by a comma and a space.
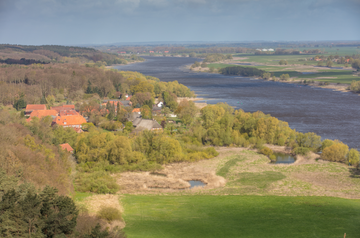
51, 105, 75, 112
53, 115, 87, 127
25, 104, 46, 111
132, 108, 141, 113
60, 143, 74, 152
59, 110, 79, 116
27, 110, 58, 122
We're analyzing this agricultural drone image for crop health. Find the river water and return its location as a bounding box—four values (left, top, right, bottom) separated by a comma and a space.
115, 56, 360, 149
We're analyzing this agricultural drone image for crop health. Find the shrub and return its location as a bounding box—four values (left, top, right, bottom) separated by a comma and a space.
260, 147, 273, 157
293, 147, 310, 155
97, 206, 122, 222
269, 154, 276, 161
321, 140, 349, 162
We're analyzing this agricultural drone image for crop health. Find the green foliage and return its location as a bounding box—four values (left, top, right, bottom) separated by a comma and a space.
279, 59, 288, 65
260, 147, 273, 157
296, 132, 321, 151
349, 80, 360, 92
234, 171, 286, 189
321, 139, 334, 151
348, 148, 360, 168
279, 73, 290, 81
75, 170, 120, 194
219, 66, 266, 77
262, 72, 271, 80
13, 93, 27, 111
0, 180, 78, 238
351, 59, 360, 70
292, 147, 310, 155
322, 140, 349, 162
97, 206, 122, 222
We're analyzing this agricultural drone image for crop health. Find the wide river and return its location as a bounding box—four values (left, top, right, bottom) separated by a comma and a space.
115, 56, 360, 149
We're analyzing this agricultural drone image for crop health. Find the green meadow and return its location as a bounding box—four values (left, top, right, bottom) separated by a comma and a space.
122, 195, 360, 238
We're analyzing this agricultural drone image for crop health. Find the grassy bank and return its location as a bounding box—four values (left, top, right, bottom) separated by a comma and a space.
122, 195, 360, 238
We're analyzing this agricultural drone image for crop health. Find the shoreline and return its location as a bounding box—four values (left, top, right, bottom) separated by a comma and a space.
186, 63, 357, 94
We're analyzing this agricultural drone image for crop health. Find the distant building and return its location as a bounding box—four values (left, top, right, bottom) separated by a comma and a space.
255, 49, 261, 51
149, 51, 154, 53
52, 115, 87, 128
132, 108, 141, 115
132, 118, 163, 132
262, 49, 268, 52
268, 49, 274, 52
60, 143, 74, 153
25, 104, 47, 115
26, 109, 58, 122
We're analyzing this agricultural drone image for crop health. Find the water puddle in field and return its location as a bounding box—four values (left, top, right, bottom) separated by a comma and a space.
188, 180, 206, 188
271, 153, 296, 164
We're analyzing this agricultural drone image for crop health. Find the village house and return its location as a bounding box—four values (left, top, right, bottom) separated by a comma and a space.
132, 108, 141, 115
132, 118, 163, 132
26, 109, 58, 122
52, 115, 87, 128
60, 143, 74, 153
25, 104, 47, 115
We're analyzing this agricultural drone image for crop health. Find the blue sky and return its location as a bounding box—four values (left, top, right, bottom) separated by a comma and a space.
0, 0, 359, 45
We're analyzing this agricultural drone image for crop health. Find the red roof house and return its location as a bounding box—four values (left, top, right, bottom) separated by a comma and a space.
60, 143, 74, 153
51, 105, 75, 112
52, 115, 87, 128
25, 104, 47, 115
26, 109, 58, 122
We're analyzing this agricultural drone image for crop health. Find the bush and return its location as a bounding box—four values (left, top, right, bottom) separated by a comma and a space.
97, 206, 122, 222
269, 154, 276, 161
260, 147, 273, 157
293, 147, 310, 155
75, 171, 120, 194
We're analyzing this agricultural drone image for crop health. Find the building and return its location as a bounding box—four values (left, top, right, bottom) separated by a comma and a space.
132, 118, 163, 132
26, 109, 58, 122
52, 115, 87, 128
51, 105, 75, 112
262, 49, 268, 52
132, 108, 141, 115
268, 49, 274, 52
60, 143, 74, 153
25, 104, 47, 115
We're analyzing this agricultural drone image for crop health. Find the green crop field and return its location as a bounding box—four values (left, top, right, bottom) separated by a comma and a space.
122, 195, 360, 238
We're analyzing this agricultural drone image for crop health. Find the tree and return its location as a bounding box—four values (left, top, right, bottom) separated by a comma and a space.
13, 93, 27, 111
322, 140, 349, 162
189, 52, 196, 58
262, 72, 271, 80
326, 60, 333, 68
279, 74, 290, 81
201, 62, 207, 68
352, 59, 360, 71
175, 100, 198, 125
141, 105, 152, 119
348, 148, 360, 168
279, 60, 288, 65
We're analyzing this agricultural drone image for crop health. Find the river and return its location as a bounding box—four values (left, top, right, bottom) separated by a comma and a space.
115, 56, 360, 149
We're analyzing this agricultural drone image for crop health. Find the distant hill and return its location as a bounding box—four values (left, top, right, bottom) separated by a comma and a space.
0, 44, 126, 65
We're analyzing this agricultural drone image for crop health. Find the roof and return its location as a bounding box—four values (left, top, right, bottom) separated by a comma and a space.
152, 106, 162, 111
25, 104, 46, 111
132, 108, 141, 113
51, 105, 75, 112
132, 117, 142, 126
60, 143, 74, 152
27, 110, 58, 122
134, 119, 162, 130
59, 110, 79, 116
53, 115, 87, 126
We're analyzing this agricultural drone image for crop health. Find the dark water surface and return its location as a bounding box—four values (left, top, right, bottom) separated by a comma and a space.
115, 57, 360, 149
188, 180, 206, 188
271, 153, 296, 164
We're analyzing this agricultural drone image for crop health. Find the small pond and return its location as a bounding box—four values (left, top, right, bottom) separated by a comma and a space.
271, 153, 296, 164
188, 180, 206, 188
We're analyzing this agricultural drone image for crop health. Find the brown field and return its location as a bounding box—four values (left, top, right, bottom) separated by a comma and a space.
114, 146, 360, 199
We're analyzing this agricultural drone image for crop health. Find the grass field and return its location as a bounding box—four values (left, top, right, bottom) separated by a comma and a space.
122, 195, 360, 238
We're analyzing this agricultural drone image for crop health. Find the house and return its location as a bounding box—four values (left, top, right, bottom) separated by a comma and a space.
156, 102, 163, 107
26, 109, 58, 122
133, 119, 163, 131
164, 51, 169, 53
52, 115, 87, 128
51, 105, 75, 112
60, 143, 74, 153
132, 108, 141, 114
149, 51, 154, 53
152, 106, 162, 115
25, 104, 47, 115
268, 49, 274, 52
262, 49, 268, 52
59, 110, 79, 116
126, 95, 132, 101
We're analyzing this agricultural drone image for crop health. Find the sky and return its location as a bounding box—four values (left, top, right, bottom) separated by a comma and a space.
0, 0, 359, 45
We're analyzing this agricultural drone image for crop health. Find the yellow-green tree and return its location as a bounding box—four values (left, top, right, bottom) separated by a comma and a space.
322, 140, 349, 162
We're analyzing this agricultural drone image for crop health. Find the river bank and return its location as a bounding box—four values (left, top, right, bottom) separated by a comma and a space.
186, 62, 357, 94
